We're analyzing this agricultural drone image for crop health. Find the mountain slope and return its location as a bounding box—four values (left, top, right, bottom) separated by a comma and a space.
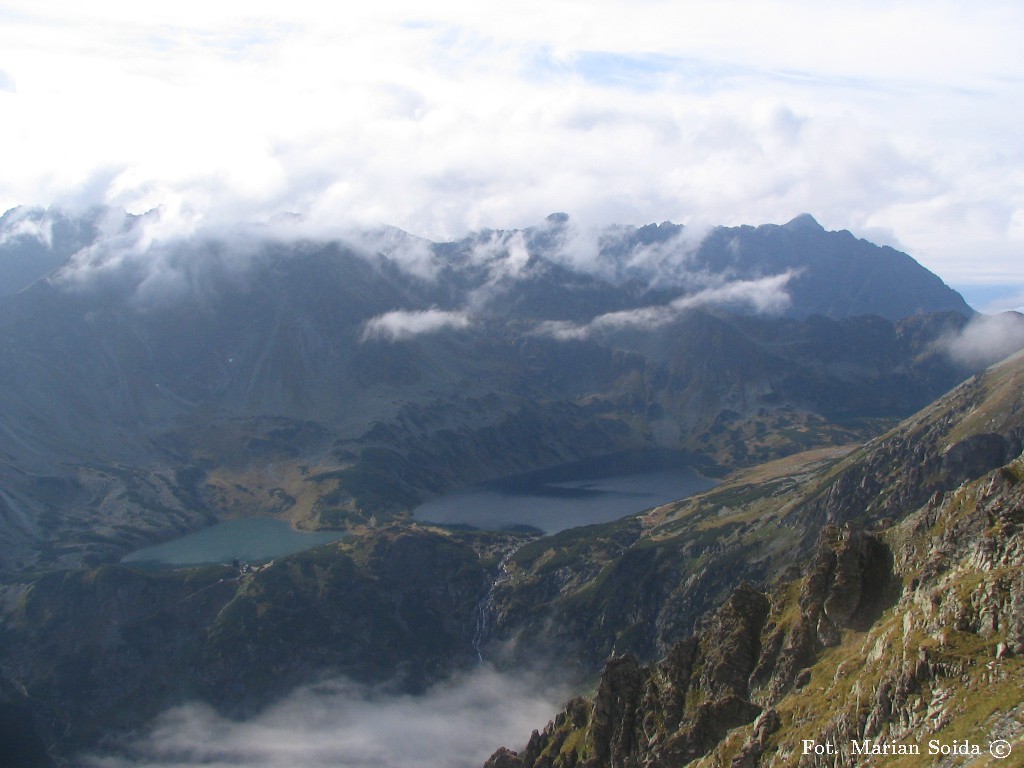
0, 526, 529, 754
481, 353, 1024, 767
474, 347, 1024, 672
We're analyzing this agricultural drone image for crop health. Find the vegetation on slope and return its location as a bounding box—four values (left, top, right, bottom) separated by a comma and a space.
482, 354, 1024, 768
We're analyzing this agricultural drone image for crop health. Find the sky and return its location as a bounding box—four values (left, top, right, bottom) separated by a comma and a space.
1, 0, 1023, 310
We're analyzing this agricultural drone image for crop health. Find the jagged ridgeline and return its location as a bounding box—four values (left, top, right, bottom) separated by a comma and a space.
0, 207, 985, 577
0, 207, 1021, 765
483, 352, 1024, 768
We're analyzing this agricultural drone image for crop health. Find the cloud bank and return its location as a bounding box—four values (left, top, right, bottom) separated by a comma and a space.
80, 666, 566, 768
347, 227, 441, 282
50, 207, 279, 307
536, 272, 795, 340
533, 218, 715, 290
939, 311, 1024, 368
0, 1, 1022, 290
362, 308, 472, 342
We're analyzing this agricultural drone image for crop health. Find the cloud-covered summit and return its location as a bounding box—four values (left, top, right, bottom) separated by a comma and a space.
0, 1, 1022, 298
1, 205, 973, 331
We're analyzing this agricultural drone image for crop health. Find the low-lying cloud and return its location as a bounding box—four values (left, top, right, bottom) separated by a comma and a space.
0, 206, 54, 247
939, 311, 1024, 368
361, 308, 472, 342
546, 219, 715, 289
49, 208, 437, 308
50, 207, 278, 307
80, 665, 566, 768
346, 227, 441, 282
536, 271, 796, 340
460, 230, 539, 311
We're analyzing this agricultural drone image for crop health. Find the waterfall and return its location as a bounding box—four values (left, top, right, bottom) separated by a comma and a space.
472, 543, 523, 663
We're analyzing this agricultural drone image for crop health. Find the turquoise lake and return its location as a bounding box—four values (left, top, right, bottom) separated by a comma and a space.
121, 518, 347, 568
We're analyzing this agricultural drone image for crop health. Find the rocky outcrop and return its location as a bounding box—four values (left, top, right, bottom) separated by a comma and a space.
510, 453, 1023, 767
483, 449, 1024, 768
744, 460, 1024, 768
482, 581, 776, 767
759, 526, 894, 702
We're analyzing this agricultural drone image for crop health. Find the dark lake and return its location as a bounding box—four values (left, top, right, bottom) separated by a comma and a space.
120, 518, 347, 569
413, 450, 716, 534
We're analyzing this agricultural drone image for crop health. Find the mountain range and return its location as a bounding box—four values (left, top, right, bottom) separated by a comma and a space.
0, 208, 981, 573
0, 206, 1021, 766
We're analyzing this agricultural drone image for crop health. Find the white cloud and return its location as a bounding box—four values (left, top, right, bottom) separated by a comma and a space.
537, 272, 795, 340
0, 207, 53, 247
537, 218, 716, 288
361, 308, 472, 342
0, 2, 1022, 287
346, 227, 441, 282
675, 271, 796, 314
938, 311, 1024, 369
79, 665, 567, 768
460, 230, 540, 310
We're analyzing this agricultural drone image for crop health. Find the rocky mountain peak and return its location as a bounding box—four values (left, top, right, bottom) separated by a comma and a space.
782, 213, 824, 232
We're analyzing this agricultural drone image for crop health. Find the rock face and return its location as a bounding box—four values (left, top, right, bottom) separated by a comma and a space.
483, 528, 893, 768
486, 477, 1024, 767
482, 355, 1024, 768
745, 460, 1024, 768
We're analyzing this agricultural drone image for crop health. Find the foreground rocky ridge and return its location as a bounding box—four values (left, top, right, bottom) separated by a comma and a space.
483, 354, 1024, 767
